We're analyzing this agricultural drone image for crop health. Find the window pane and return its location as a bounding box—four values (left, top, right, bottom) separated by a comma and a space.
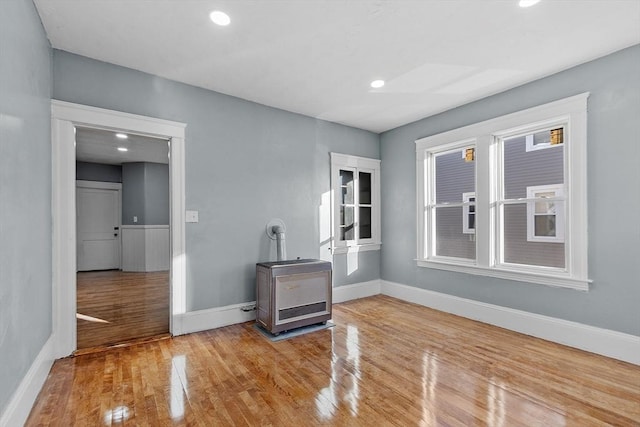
359, 172, 372, 204
503, 135, 564, 200
435, 206, 476, 260
359, 207, 372, 239
534, 215, 556, 237
435, 149, 475, 204
535, 200, 556, 214
503, 204, 565, 268
340, 206, 353, 226
467, 213, 475, 230
340, 170, 354, 204
340, 226, 354, 241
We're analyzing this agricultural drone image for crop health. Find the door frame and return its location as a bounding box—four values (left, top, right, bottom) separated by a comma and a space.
51, 100, 187, 358
76, 180, 122, 271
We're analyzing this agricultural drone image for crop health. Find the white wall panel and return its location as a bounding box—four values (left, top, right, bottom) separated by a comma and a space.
121, 225, 169, 272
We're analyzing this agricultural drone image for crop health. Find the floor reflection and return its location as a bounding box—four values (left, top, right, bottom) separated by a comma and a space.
487, 377, 567, 426
170, 355, 187, 420
103, 406, 129, 424
420, 351, 439, 426
488, 379, 506, 427
316, 324, 361, 420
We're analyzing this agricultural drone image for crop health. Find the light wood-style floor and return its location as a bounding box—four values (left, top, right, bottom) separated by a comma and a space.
29, 295, 639, 426
76, 270, 170, 350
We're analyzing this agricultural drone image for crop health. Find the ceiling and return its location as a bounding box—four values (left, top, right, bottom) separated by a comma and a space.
34, 1, 640, 133
75, 127, 168, 165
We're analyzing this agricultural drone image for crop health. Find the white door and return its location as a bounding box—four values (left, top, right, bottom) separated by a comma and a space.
76, 182, 121, 271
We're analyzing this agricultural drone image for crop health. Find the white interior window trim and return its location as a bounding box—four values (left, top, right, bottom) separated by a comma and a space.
330, 152, 381, 254
415, 93, 590, 290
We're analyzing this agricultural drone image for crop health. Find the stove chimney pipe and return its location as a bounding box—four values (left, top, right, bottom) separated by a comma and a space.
272, 225, 286, 261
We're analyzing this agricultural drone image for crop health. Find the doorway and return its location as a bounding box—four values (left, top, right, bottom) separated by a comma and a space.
51, 100, 187, 358
74, 126, 171, 350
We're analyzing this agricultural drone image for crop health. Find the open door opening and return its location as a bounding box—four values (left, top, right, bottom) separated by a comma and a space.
52, 100, 186, 358
74, 126, 171, 351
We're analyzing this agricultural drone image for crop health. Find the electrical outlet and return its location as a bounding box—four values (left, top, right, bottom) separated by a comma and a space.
133, 216, 138, 223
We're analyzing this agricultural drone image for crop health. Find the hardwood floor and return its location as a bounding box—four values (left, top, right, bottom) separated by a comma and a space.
29, 295, 639, 426
76, 270, 170, 350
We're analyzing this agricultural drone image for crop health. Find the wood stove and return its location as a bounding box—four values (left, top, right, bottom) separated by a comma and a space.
256, 259, 332, 335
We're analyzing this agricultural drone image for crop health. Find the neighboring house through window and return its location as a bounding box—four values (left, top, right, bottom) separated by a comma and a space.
415, 94, 589, 290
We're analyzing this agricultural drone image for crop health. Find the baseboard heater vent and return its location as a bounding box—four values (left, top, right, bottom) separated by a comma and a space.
256, 259, 332, 335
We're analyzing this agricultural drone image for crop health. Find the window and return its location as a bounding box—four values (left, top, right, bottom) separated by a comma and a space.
416, 94, 589, 290
330, 153, 381, 253
526, 184, 564, 243
462, 192, 476, 235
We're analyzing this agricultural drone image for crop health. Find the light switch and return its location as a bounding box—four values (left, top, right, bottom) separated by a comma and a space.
133, 216, 138, 223
186, 210, 199, 223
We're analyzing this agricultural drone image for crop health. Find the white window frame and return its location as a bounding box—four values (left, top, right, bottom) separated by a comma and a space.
330, 153, 381, 254
416, 93, 590, 290
462, 192, 476, 235
526, 184, 565, 243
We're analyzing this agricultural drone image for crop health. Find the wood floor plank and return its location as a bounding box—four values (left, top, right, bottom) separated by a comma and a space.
76, 270, 170, 350
27, 295, 640, 426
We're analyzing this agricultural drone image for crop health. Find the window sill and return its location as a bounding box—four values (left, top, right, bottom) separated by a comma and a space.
416, 259, 590, 291
332, 243, 381, 255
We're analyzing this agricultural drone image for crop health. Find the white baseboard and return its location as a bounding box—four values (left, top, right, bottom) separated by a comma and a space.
175, 280, 382, 336
332, 280, 381, 304
177, 302, 257, 335
0, 336, 55, 427
381, 280, 640, 365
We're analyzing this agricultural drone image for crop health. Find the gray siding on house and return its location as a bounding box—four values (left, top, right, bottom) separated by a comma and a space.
53, 50, 381, 311
435, 150, 475, 203
0, 0, 52, 415
434, 150, 476, 259
380, 44, 640, 336
503, 136, 564, 199
76, 161, 122, 183
435, 207, 476, 260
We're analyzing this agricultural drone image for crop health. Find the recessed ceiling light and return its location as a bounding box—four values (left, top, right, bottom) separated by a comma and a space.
117, 147, 128, 152
115, 133, 128, 139
519, 0, 540, 7
210, 10, 231, 26
370, 80, 385, 89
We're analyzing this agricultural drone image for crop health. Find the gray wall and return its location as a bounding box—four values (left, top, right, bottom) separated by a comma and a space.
122, 162, 170, 225
380, 44, 640, 335
122, 162, 146, 224
52, 50, 380, 311
0, 0, 52, 416
143, 162, 170, 225
76, 161, 122, 183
